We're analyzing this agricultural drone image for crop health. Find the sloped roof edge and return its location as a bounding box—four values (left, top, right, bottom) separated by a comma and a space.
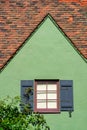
0, 14, 87, 72
47, 14, 87, 63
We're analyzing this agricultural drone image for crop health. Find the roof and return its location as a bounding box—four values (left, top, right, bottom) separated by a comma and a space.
0, 0, 87, 70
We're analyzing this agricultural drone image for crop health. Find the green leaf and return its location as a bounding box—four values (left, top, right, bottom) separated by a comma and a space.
0, 96, 50, 130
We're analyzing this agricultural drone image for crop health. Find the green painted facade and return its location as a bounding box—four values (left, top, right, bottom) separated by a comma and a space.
0, 16, 87, 130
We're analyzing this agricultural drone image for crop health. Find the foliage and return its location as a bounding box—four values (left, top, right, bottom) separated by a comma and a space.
0, 96, 50, 130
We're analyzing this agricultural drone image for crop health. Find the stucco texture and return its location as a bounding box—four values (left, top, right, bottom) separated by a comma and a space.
0, 17, 87, 130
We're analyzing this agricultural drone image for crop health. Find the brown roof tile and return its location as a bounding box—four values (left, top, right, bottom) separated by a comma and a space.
0, 0, 87, 70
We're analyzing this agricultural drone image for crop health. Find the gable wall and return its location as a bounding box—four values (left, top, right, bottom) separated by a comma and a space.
0, 18, 87, 130
1, 1, 87, 69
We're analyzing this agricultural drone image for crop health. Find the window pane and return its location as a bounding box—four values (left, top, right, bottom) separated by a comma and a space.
37, 102, 46, 108
47, 84, 57, 90
37, 84, 46, 90
47, 93, 57, 99
48, 102, 57, 108
37, 94, 46, 99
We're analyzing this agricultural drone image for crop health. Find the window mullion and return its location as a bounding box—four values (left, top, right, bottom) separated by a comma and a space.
34, 80, 60, 113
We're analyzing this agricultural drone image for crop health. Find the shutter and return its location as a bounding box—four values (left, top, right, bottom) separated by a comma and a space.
21, 80, 34, 113
60, 80, 73, 111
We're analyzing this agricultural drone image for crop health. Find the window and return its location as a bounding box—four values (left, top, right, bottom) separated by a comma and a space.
34, 80, 60, 113
21, 79, 73, 114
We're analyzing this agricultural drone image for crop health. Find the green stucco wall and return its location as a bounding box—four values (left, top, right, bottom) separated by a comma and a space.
0, 17, 87, 130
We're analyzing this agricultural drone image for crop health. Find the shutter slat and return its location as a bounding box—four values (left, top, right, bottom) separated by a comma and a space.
60, 80, 73, 111
21, 80, 34, 112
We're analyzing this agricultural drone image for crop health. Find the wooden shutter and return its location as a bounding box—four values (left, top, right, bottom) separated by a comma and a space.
60, 80, 73, 111
21, 80, 34, 113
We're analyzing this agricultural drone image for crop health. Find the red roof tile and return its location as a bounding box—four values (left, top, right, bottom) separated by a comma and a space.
0, 0, 87, 70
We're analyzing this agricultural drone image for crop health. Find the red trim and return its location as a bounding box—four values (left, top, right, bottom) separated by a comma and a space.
46, 84, 48, 109
34, 80, 60, 113
34, 81, 36, 112
57, 81, 60, 112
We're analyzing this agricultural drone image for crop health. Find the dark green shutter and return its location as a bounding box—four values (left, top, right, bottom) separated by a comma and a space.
21, 80, 34, 112
60, 80, 73, 111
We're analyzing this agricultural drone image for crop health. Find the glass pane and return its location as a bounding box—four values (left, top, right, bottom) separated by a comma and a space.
47, 93, 57, 99
48, 102, 57, 108
47, 84, 57, 90
37, 84, 46, 90
37, 93, 46, 99
37, 102, 46, 108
